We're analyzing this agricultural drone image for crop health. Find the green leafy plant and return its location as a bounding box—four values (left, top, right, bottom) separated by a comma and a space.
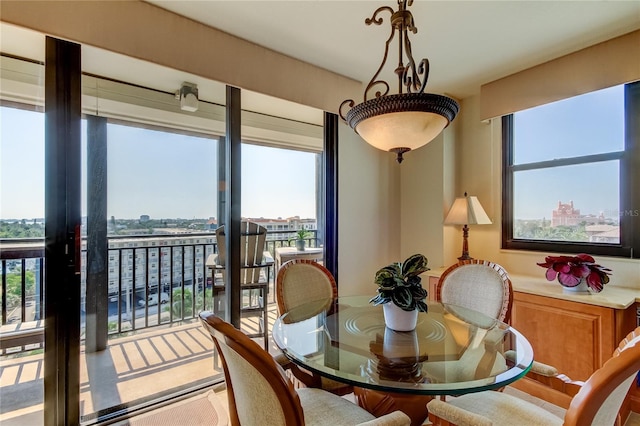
370, 253, 429, 312
290, 229, 312, 241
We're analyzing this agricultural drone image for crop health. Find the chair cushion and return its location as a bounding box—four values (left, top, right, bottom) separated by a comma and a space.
298, 388, 376, 425
447, 391, 563, 426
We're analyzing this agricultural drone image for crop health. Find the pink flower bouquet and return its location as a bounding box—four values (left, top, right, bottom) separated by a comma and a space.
537, 253, 611, 293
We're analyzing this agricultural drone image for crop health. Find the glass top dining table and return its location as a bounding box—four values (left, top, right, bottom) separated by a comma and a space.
272, 295, 534, 396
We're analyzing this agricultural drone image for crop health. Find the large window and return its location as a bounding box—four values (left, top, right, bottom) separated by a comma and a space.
502, 81, 639, 258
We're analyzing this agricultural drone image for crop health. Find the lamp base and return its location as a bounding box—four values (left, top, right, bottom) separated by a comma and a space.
458, 224, 472, 262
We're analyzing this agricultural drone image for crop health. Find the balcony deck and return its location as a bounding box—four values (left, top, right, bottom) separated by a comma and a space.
0, 303, 280, 425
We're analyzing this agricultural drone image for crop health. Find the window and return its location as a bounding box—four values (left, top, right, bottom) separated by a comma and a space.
502, 81, 639, 258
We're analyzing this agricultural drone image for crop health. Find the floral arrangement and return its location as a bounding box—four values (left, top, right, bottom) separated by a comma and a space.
537, 253, 611, 292
370, 253, 429, 312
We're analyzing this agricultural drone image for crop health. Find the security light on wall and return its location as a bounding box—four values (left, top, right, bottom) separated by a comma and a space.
444, 192, 492, 261
176, 82, 199, 112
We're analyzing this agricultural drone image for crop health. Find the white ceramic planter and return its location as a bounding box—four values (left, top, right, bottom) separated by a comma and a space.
562, 279, 590, 294
382, 302, 418, 331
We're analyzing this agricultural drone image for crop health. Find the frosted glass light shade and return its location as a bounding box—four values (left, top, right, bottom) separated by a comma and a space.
343, 92, 459, 162
355, 111, 448, 151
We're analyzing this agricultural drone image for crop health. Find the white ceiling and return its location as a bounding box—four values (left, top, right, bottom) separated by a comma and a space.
147, 0, 640, 99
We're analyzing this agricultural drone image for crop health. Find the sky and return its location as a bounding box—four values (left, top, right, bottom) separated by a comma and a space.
1, 107, 318, 220
1, 85, 625, 222
512, 85, 623, 220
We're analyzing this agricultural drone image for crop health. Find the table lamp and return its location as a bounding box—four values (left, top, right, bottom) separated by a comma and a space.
444, 192, 492, 261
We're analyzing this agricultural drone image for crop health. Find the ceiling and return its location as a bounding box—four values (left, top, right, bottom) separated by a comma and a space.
147, 0, 640, 100
1, 1, 639, 124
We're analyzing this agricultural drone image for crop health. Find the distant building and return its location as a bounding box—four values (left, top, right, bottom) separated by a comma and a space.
140, 215, 150, 222
248, 216, 317, 240
585, 224, 620, 243
192, 216, 316, 236
205, 217, 217, 231
551, 201, 604, 227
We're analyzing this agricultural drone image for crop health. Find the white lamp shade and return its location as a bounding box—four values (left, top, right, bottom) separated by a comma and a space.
444, 195, 492, 225
355, 111, 448, 151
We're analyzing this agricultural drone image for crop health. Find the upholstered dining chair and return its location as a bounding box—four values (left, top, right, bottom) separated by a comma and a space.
276, 259, 337, 317
419, 260, 513, 385
274, 259, 353, 396
199, 311, 411, 426
426, 326, 640, 426
436, 259, 513, 323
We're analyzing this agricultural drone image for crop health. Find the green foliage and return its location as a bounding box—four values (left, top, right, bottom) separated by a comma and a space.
169, 288, 215, 318
514, 220, 589, 242
289, 229, 312, 241
0, 221, 45, 238
370, 254, 430, 312
3, 269, 36, 309
171, 288, 194, 318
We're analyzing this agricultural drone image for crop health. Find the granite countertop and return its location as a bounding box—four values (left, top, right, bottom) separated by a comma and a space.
426, 269, 639, 310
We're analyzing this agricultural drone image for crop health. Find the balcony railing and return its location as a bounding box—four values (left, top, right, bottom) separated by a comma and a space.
0, 230, 319, 355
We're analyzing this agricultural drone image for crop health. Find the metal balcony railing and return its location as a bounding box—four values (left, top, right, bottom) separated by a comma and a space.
0, 230, 319, 355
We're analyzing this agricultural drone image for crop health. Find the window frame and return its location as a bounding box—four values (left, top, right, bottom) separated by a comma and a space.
502, 81, 640, 259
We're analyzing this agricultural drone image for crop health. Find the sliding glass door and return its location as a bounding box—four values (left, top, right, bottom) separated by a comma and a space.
1, 26, 332, 425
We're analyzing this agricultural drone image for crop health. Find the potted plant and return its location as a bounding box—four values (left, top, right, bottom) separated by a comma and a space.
536, 253, 611, 293
370, 253, 429, 331
290, 229, 312, 251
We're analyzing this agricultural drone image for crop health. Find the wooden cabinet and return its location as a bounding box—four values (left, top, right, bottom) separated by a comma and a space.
510, 291, 637, 408
427, 276, 439, 301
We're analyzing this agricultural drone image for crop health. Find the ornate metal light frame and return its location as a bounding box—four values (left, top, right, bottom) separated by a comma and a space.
339, 0, 459, 163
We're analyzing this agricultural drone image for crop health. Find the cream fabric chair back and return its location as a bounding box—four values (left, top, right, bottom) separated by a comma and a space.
200, 312, 305, 426
276, 259, 337, 317
200, 311, 411, 426
436, 259, 513, 323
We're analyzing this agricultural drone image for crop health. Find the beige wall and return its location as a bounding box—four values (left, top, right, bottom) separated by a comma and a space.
399, 135, 446, 270
338, 122, 401, 296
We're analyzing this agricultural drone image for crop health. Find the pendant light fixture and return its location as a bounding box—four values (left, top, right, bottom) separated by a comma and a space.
339, 0, 459, 163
